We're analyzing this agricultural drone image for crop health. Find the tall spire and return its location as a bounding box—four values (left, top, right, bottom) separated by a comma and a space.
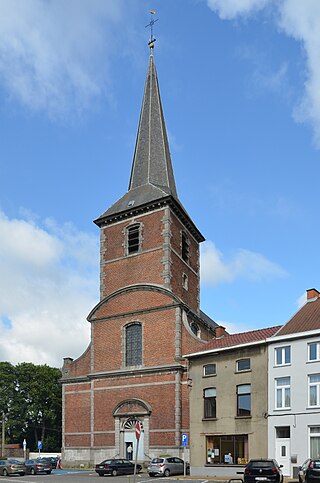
95, 49, 180, 224
128, 51, 178, 198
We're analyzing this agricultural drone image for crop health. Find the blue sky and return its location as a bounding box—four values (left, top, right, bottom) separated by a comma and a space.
1, 0, 320, 366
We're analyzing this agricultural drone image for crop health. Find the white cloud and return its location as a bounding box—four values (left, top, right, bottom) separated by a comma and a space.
207, 0, 270, 19
0, 211, 99, 367
0, 0, 126, 118
201, 241, 287, 285
207, 0, 320, 147
278, 0, 320, 146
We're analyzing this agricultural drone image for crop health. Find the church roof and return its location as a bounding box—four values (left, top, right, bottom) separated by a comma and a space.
94, 51, 204, 242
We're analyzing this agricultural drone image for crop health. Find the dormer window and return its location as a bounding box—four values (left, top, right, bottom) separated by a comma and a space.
126, 224, 141, 255
182, 231, 189, 263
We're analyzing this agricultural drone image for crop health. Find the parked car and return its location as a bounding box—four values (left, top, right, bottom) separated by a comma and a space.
243, 459, 283, 483
299, 459, 320, 483
95, 458, 142, 477
0, 458, 26, 476
42, 456, 59, 469
25, 458, 52, 475
147, 457, 190, 477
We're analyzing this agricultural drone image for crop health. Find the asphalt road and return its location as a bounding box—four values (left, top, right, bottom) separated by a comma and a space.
0, 470, 204, 483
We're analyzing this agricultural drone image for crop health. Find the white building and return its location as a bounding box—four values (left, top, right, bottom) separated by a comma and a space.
267, 288, 320, 478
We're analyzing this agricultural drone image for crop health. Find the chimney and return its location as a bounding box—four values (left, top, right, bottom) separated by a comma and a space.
307, 288, 320, 300
215, 326, 226, 338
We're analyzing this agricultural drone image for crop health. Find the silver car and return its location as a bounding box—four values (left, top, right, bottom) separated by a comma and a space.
148, 457, 190, 477
0, 458, 26, 476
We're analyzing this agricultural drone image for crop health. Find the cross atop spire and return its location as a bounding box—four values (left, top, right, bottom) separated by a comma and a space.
145, 10, 158, 50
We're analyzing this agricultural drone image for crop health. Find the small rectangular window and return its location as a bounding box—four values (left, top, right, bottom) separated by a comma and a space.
275, 346, 291, 366
204, 387, 216, 418
309, 342, 320, 362
236, 359, 251, 372
275, 377, 291, 409
203, 364, 216, 377
237, 384, 251, 416
309, 374, 320, 407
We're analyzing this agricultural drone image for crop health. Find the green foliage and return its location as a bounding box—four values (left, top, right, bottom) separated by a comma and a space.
0, 362, 62, 452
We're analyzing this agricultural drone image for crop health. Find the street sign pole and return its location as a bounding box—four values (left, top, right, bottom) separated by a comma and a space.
133, 422, 141, 483
37, 440, 42, 457
23, 439, 27, 460
181, 433, 188, 476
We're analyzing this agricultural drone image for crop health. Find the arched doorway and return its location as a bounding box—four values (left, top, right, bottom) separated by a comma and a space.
113, 398, 152, 461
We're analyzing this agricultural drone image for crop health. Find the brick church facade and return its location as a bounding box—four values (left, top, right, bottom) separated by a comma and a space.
61, 48, 219, 465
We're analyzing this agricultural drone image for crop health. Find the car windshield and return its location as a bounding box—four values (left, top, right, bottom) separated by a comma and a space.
8, 459, 22, 464
314, 461, 320, 469
151, 458, 164, 464
100, 460, 113, 465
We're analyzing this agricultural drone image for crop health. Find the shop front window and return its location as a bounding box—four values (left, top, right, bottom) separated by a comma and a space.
205, 435, 248, 465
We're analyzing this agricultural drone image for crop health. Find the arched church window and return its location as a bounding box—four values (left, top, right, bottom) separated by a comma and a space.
125, 323, 142, 366
126, 224, 141, 255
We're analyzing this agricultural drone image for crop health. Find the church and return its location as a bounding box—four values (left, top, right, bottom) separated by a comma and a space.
61, 42, 221, 466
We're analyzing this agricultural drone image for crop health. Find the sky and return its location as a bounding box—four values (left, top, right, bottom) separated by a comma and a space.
1, 0, 320, 367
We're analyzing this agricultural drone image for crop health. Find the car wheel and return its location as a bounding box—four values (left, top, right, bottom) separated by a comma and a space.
3, 469, 8, 476
98, 474, 104, 477
112, 469, 118, 476
149, 473, 155, 477
164, 469, 170, 477
47, 470, 52, 474
31, 467, 35, 475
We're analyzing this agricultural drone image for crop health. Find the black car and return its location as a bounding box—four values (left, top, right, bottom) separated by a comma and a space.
244, 459, 283, 483
25, 458, 52, 475
299, 459, 320, 483
42, 456, 59, 469
95, 458, 142, 477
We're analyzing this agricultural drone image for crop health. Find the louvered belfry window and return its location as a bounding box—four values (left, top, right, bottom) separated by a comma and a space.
126, 323, 142, 366
127, 224, 140, 254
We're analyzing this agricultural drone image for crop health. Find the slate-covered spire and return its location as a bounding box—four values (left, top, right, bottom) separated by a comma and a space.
94, 50, 182, 224
94, 50, 204, 242
128, 50, 178, 198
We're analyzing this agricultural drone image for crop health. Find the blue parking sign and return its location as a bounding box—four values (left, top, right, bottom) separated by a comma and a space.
181, 433, 188, 446
37, 441, 42, 450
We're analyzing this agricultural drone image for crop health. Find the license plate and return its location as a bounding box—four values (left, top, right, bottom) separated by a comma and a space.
256, 478, 268, 481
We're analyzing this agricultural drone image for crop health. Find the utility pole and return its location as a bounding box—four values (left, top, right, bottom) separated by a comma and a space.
1, 413, 5, 457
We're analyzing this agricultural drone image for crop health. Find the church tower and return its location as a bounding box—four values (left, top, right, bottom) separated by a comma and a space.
61, 43, 217, 466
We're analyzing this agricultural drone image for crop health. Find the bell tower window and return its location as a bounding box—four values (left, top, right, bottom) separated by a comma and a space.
181, 231, 190, 263
126, 224, 141, 255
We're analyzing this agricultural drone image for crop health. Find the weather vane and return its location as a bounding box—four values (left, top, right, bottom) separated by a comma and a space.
145, 10, 158, 49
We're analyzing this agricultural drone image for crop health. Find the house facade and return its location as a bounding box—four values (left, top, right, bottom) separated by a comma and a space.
267, 288, 320, 478
185, 326, 280, 477
60, 47, 219, 466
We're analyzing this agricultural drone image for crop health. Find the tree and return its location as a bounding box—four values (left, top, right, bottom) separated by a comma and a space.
0, 362, 62, 452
